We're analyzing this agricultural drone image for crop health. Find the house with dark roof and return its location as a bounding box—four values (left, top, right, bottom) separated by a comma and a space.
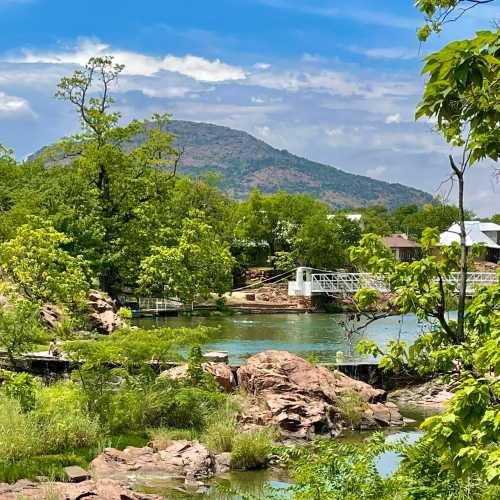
381, 234, 421, 262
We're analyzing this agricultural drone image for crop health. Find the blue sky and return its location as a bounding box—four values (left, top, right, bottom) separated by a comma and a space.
0, 0, 499, 214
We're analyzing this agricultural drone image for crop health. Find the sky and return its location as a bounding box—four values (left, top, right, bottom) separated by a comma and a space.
0, 0, 499, 215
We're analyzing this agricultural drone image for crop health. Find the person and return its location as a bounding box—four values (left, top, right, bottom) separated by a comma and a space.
48, 338, 60, 358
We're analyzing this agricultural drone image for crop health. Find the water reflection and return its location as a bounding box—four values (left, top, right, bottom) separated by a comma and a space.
134, 312, 422, 364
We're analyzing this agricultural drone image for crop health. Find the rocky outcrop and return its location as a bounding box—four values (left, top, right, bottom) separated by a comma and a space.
389, 378, 455, 413
0, 478, 160, 499
40, 303, 63, 329
87, 289, 123, 334
161, 362, 236, 392
92, 442, 215, 483
237, 350, 403, 439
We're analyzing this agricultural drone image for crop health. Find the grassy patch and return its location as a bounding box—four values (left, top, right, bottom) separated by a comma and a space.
230, 429, 276, 470
0, 433, 149, 483
201, 399, 240, 453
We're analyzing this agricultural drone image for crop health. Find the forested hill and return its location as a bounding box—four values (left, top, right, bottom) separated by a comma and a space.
162, 120, 432, 210
33, 119, 432, 209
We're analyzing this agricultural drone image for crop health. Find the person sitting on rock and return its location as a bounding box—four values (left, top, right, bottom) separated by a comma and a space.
48, 338, 60, 358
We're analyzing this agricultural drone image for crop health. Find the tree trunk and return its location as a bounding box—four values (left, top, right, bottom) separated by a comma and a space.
449, 155, 467, 342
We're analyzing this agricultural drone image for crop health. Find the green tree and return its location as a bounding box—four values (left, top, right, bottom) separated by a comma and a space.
139, 214, 236, 305
0, 301, 43, 366
351, 231, 500, 483
395, 202, 474, 240
416, 1, 498, 41
294, 213, 361, 270
52, 57, 180, 295
0, 223, 90, 306
360, 206, 392, 236
416, 24, 499, 339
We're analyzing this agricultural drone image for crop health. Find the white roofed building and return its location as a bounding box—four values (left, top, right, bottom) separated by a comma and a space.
439, 221, 500, 263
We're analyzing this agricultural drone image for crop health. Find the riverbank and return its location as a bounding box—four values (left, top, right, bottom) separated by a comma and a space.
0, 349, 444, 499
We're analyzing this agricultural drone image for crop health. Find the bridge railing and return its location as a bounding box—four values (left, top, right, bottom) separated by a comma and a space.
306, 271, 497, 296
137, 297, 182, 311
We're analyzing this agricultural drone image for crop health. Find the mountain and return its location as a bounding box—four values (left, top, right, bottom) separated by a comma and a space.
163, 120, 432, 209
33, 119, 432, 209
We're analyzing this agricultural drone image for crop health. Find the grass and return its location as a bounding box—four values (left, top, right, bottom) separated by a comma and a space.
336, 389, 367, 429
0, 433, 149, 483
201, 399, 240, 453
230, 429, 276, 470
148, 427, 201, 449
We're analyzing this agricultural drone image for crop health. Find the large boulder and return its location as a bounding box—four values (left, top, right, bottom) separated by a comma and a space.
92, 442, 215, 483
161, 362, 236, 392
0, 478, 160, 499
237, 350, 402, 439
87, 289, 123, 334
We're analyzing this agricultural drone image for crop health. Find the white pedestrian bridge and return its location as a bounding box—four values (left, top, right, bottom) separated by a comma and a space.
288, 267, 497, 297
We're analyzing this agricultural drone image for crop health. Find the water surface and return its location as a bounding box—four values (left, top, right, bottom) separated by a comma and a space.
134, 312, 428, 364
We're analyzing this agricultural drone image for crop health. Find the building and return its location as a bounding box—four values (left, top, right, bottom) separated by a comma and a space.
327, 213, 364, 230
381, 234, 421, 262
439, 221, 500, 263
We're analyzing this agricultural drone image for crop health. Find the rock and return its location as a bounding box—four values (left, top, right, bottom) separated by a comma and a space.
237, 350, 402, 439
389, 378, 454, 413
92, 442, 215, 483
40, 303, 63, 329
87, 289, 123, 334
64, 464, 91, 482
0, 478, 162, 499
203, 351, 229, 364
161, 362, 236, 392
245, 293, 256, 301
214, 452, 232, 474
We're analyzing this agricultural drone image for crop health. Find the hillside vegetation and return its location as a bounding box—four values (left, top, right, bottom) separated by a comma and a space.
160, 120, 432, 210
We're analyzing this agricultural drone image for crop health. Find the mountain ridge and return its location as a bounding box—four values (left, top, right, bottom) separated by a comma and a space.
32, 119, 433, 210
163, 120, 432, 209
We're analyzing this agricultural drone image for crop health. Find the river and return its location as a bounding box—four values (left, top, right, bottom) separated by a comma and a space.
133, 311, 433, 364
133, 312, 431, 498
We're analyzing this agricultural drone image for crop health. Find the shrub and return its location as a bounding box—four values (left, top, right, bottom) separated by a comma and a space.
0, 394, 41, 462
1, 370, 38, 411
336, 388, 366, 429
230, 429, 275, 470
33, 382, 101, 453
202, 400, 239, 453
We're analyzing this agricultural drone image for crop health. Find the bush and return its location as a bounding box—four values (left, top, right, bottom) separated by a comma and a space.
202, 401, 239, 453
230, 429, 275, 470
33, 382, 101, 453
336, 388, 366, 429
0, 394, 41, 462
1, 370, 38, 411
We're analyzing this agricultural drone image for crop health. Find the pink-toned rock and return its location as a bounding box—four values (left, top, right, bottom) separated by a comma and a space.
161, 362, 236, 392
87, 289, 123, 334
0, 478, 160, 499
92, 442, 215, 483
237, 350, 401, 439
40, 303, 63, 329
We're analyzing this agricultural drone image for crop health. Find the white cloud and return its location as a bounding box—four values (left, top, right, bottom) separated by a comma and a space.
255, 125, 271, 137
251, 96, 265, 104
325, 127, 343, 137
0, 91, 33, 116
248, 69, 419, 99
7, 39, 246, 82
385, 113, 401, 124
253, 62, 271, 70
350, 46, 419, 60
257, 0, 419, 29
365, 166, 387, 179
